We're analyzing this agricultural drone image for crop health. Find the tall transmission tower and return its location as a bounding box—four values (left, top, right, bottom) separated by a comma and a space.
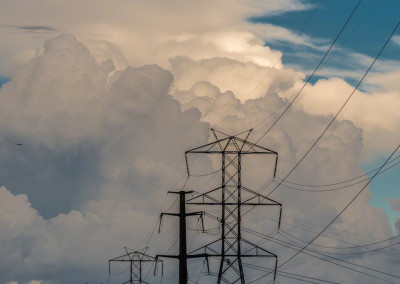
109, 248, 162, 284
186, 129, 282, 284
157, 191, 207, 284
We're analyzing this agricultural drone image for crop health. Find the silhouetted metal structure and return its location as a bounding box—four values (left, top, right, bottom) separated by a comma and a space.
109, 248, 162, 284
186, 129, 281, 284
157, 191, 206, 284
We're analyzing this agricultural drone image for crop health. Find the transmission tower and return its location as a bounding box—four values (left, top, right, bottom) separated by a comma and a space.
185, 129, 282, 284
109, 248, 162, 284
157, 191, 208, 284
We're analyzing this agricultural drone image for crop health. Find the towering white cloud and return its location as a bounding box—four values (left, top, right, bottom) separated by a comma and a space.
0, 0, 399, 283
0, 34, 211, 283
0, 34, 398, 284
0, 0, 308, 75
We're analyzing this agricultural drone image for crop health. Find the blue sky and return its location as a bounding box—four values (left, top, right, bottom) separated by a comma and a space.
250, 0, 400, 230
0, 76, 9, 88
364, 156, 400, 231
249, 0, 400, 85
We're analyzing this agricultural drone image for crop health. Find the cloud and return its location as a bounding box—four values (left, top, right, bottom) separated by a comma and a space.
0, 0, 308, 76
170, 55, 400, 282
249, 22, 330, 51
9, 25, 58, 33
393, 35, 400, 47
0, 1, 398, 160
0, 1, 398, 281
168, 52, 400, 160
390, 198, 400, 212
170, 56, 303, 102
0, 33, 399, 284
0, 34, 211, 283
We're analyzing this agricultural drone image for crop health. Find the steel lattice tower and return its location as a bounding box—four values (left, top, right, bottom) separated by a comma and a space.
109, 248, 162, 284
186, 129, 282, 284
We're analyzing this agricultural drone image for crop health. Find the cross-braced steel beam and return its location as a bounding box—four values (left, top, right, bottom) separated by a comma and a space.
109, 248, 162, 284
186, 129, 281, 283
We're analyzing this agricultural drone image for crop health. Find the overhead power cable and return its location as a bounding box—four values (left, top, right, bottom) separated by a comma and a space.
140, 176, 186, 252
278, 229, 400, 256
280, 228, 400, 251
248, 209, 397, 251
243, 263, 340, 284
322, 0, 382, 71
275, 154, 400, 188
190, 152, 399, 181
240, 143, 400, 282
242, 226, 400, 283
214, 6, 318, 129
266, 21, 400, 198
273, 142, 400, 278
253, 0, 363, 142
141, 194, 174, 250
273, 157, 400, 192
266, 235, 397, 284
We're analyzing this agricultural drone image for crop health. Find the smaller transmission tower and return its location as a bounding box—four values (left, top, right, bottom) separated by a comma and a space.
109, 248, 162, 284
157, 191, 207, 284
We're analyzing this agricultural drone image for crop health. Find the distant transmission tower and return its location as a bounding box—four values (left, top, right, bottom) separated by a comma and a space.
186, 129, 282, 283
109, 248, 162, 284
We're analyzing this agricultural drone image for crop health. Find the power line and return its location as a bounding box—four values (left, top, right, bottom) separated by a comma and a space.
242, 226, 399, 283
278, 229, 400, 256
280, 228, 400, 251
274, 143, 400, 276
214, 6, 318, 129
185, 130, 281, 284
141, 195, 179, 250
237, 139, 400, 281
265, 20, 400, 198
273, 157, 400, 192
243, 263, 340, 284
247, 237, 396, 284
275, 154, 400, 188
253, 0, 363, 141
321, 0, 382, 71
184, 2, 361, 183
248, 209, 393, 250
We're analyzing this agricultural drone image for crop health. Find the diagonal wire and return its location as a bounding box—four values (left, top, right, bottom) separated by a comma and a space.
253, 0, 363, 141
265, 21, 400, 198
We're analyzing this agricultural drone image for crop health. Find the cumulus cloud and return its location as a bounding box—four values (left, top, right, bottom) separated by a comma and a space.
0, 0, 308, 75
0, 33, 398, 284
289, 76, 400, 159
390, 198, 400, 212
393, 197, 400, 234
0, 0, 399, 282
0, 34, 211, 283
170, 55, 302, 102
0, 1, 398, 161
168, 55, 400, 283
169, 54, 400, 159
393, 35, 400, 47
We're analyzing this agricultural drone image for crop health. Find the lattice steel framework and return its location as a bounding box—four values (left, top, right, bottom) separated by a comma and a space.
109, 248, 162, 284
186, 129, 282, 284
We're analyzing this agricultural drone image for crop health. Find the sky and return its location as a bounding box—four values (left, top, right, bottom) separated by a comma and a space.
249, 0, 400, 72
0, 0, 399, 283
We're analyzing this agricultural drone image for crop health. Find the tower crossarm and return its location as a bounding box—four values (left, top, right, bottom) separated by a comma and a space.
183, 129, 281, 283
109, 250, 162, 284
